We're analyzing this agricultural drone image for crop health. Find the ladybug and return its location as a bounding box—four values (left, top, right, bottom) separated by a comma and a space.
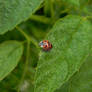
39, 40, 52, 51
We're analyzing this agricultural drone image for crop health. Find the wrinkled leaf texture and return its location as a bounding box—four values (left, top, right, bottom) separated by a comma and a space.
35, 15, 92, 92
0, 0, 43, 34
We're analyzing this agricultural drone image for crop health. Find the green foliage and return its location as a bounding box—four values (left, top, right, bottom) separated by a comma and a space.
0, 0, 43, 34
0, 41, 23, 81
35, 15, 92, 92
55, 54, 92, 92
0, 0, 92, 92
62, 0, 80, 6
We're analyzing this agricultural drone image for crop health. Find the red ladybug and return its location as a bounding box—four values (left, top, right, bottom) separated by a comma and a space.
39, 40, 52, 51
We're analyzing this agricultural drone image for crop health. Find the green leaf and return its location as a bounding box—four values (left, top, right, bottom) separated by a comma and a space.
62, 0, 80, 6
0, 61, 24, 91
0, 41, 23, 81
0, 0, 43, 34
82, 0, 92, 15
34, 15, 92, 92
44, 0, 51, 16
55, 54, 92, 92
62, 0, 89, 8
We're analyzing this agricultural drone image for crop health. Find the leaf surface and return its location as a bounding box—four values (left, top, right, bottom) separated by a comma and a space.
35, 15, 92, 92
62, 0, 80, 6
0, 0, 43, 34
0, 41, 23, 80
55, 54, 92, 92
62, 0, 90, 8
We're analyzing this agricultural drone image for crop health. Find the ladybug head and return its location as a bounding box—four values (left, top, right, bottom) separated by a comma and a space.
39, 41, 48, 48
39, 41, 44, 48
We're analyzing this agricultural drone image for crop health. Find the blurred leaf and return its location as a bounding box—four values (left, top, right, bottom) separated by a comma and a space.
0, 0, 43, 34
0, 41, 23, 81
55, 54, 92, 92
82, 0, 92, 16
34, 15, 92, 92
44, 0, 51, 16
61, 0, 90, 9
0, 59, 35, 92
62, 0, 80, 6
0, 61, 24, 91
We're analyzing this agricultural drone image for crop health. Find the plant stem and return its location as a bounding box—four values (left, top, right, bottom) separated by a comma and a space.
44, 0, 50, 15
16, 26, 39, 48
30, 15, 51, 24
16, 26, 30, 41
50, 0, 54, 19
17, 41, 30, 92
60, 8, 71, 14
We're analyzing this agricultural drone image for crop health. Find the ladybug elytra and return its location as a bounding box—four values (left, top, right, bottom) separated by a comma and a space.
39, 40, 52, 51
